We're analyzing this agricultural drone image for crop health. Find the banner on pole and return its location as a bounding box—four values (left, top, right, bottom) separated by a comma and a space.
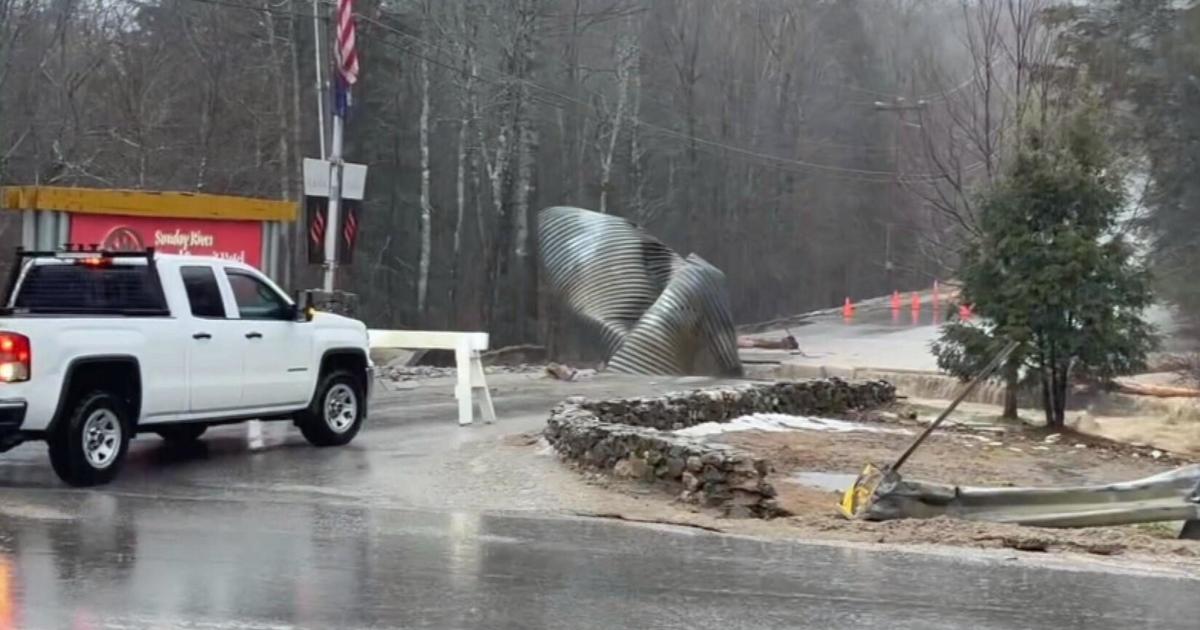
307, 196, 359, 264
338, 200, 360, 264
305, 196, 326, 265
302, 158, 368, 266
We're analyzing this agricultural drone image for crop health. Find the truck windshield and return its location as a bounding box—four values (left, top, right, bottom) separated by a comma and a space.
11, 263, 168, 315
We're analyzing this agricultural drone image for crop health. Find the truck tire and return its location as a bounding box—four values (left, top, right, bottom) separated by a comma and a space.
155, 424, 207, 444
298, 369, 364, 447
48, 391, 132, 487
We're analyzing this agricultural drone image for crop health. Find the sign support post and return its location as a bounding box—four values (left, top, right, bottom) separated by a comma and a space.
322, 114, 344, 292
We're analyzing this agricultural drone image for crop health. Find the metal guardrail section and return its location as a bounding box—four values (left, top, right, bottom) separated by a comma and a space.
863, 464, 1200, 531
538, 206, 742, 376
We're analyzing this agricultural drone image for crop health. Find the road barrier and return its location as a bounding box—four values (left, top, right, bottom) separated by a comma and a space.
862, 464, 1200, 536
368, 330, 496, 426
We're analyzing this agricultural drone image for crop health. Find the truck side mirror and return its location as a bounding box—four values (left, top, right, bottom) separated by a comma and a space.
293, 290, 315, 322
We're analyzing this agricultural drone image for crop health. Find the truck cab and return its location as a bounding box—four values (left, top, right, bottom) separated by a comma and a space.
0, 247, 373, 486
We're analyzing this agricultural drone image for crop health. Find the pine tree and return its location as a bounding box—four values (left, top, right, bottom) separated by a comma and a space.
933, 113, 1156, 428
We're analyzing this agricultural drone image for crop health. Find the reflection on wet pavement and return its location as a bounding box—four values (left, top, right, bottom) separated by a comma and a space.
0, 490, 1197, 629
0, 380, 1196, 629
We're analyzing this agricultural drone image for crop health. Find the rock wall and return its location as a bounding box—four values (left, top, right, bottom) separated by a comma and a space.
544, 379, 896, 518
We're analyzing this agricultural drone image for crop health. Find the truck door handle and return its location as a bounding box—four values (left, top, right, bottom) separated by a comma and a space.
245, 332, 263, 339
193, 332, 212, 340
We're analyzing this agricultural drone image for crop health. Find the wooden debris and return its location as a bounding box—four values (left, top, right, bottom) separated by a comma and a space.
545, 363, 579, 381
1113, 380, 1200, 398
737, 335, 800, 350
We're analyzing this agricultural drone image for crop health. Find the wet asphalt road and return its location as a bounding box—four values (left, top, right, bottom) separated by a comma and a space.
743, 291, 1194, 372
0, 376, 1197, 629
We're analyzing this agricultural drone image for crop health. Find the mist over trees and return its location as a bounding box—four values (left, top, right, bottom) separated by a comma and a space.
1052, 0, 1200, 337
3, 0, 1194, 359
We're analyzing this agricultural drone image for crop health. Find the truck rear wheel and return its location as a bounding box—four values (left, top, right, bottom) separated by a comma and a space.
298, 370, 364, 447
48, 391, 132, 487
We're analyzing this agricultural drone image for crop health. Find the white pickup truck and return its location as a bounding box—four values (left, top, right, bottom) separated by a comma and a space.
0, 247, 373, 486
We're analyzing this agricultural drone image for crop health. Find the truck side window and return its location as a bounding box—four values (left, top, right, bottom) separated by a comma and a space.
226, 271, 291, 320
181, 266, 227, 318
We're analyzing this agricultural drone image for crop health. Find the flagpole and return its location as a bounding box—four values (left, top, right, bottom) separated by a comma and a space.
323, 90, 343, 292
323, 0, 358, 293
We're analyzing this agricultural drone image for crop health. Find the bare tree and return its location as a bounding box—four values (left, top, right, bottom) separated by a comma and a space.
415, 0, 434, 317
594, 21, 635, 214
2, 0, 1058, 357
906, 0, 1059, 237
446, 0, 478, 315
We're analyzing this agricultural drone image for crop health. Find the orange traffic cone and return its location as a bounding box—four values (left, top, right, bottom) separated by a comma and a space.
891, 290, 901, 311
842, 297, 855, 320
932, 280, 941, 308
910, 292, 921, 311
959, 303, 973, 320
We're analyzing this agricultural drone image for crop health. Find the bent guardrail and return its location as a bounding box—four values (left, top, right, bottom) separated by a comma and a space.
860, 464, 1200, 538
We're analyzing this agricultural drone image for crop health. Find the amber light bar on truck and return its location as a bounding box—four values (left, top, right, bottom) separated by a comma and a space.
0, 332, 30, 382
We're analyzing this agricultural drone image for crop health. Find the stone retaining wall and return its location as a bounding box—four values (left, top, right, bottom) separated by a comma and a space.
544, 379, 895, 518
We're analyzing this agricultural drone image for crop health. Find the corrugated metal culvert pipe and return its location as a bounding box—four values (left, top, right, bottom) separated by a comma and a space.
538, 206, 742, 377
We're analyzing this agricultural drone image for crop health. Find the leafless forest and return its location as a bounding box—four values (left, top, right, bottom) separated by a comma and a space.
0, 0, 1066, 354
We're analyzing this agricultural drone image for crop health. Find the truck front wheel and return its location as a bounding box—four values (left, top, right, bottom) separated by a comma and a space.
48, 391, 132, 487
298, 370, 365, 447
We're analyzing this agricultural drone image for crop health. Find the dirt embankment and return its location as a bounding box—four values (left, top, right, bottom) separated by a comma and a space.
721, 405, 1200, 554
707, 410, 1195, 560
727, 414, 1179, 490
524, 403, 1199, 568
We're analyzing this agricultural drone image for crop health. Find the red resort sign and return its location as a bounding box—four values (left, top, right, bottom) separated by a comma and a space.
70, 214, 264, 268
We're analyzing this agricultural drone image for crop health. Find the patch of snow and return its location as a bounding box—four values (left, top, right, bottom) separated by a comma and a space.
671, 413, 911, 438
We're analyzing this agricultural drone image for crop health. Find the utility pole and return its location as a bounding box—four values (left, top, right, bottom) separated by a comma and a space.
874, 97, 926, 293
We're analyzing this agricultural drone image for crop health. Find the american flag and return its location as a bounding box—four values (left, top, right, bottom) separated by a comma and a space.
335, 0, 359, 86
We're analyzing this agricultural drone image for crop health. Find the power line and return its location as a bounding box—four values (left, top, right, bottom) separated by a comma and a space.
158, 0, 325, 20
414, 5, 919, 152
837, 51, 1001, 105
358, 11, 985, 183
168, 0, 984, 183
365, 33, 911, 182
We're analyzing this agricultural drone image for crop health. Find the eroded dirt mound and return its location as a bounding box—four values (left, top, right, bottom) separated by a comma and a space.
721, 419, 1178, 490
711, 409, 1198, 560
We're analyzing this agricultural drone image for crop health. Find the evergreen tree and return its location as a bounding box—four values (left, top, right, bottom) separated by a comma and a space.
933, 113, 1156, 428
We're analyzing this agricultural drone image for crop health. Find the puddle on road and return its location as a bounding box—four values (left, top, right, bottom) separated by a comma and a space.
789, 472, 859, 493
672, 413, 911, 438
